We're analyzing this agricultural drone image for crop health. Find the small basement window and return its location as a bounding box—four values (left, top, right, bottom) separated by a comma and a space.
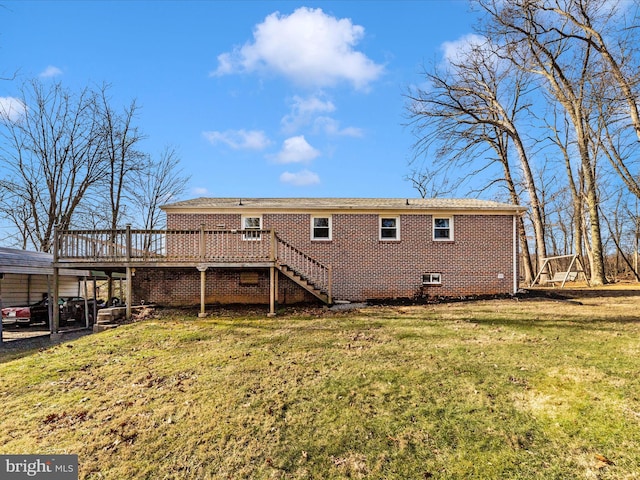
422, 273, 442, 285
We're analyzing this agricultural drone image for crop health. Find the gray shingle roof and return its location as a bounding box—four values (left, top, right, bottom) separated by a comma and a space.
162, 197, 524, 212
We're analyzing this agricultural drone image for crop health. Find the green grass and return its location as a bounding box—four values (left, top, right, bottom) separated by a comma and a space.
1, 292, 639, 479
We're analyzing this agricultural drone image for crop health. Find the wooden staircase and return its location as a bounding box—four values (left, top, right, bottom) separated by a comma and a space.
277, 264, 331, 304
275, 235, 332, 305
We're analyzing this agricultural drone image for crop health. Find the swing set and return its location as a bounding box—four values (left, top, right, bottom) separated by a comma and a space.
530, 254, 590, 288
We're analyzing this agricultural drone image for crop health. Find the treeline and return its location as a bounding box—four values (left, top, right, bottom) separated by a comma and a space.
405, 0, 640, 285
0, 80, 189, 252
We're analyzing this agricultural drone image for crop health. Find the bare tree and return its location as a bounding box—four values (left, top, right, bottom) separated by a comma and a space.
128, 146, 189, 231
477, 0, 608, 284
0, 80, 107, 251
545, 105, 587, 263
405, 39, 542, 283
543, 0, 640, 143
97, 86, 146, 230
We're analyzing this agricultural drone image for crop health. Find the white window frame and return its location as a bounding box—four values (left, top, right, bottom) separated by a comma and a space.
311, 215, 332, 241
433, 216, 453, 241
422, 273, 442, 285
379, 216, 400, 241
241, 215, 262, 241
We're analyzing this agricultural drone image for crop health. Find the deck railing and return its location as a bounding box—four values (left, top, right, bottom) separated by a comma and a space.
276, 236, 331, 296
56, 227, 273, 263
56, 226, 332, 301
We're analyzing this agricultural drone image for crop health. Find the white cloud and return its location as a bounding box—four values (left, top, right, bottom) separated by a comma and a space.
39, 65, 63, 78
202, 129, 271, 150
281, 94, 335, 133
192, 187, 209, 195
280, 169, 320, 186
281, 94, 362, 137
270, 135, 320, 164
313, 116, 363, 137
211, 7, 384, 90
0, 97, 27, 122
441, 34, 487, 66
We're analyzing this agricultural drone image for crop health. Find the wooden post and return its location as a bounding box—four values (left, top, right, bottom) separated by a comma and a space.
200, 224, 206, 260
92, 275, 98, 324
270, 230, 276, 262
199, 226, 207, 317
274, 267, 279, 308
126, 267, 132, 320
83, 277, 90, 328
327, 265, 333, 305
52, 267, 60, 335
126, 224, 132, 261
197, 265, 208, 317
268, 266, 276, 317
269, 230, 277, 315
52, 225, 60, 335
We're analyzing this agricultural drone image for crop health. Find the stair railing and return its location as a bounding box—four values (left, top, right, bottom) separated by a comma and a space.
275, 234, 332, 303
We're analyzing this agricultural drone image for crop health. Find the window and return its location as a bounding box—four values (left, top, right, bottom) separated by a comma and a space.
422, 273, 442, 285
380, 216, 400, 241
311, 216, 332, 241
242, 215, 262, 240
433, 217, 453, 241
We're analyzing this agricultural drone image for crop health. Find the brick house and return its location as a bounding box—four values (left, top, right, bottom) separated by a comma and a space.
53, 197, 524, 316
145, 197, 523, 305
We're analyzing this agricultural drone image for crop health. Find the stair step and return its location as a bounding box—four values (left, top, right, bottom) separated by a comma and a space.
277, 264, 328, 303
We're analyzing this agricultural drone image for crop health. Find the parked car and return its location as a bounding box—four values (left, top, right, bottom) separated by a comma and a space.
2, 297, 51, 326
1, 303, 33, 326
2, 297, 104, 327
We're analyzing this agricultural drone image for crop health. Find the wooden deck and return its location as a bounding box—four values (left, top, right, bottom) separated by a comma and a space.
55, 227, 274, 267
54, 226, 332, 305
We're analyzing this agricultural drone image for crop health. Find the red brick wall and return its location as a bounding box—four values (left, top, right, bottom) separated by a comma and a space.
158, 211, 516, 304
132, 267, 318, 306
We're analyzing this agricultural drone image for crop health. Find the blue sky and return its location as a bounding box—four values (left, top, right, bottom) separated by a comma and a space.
1, 0, 480, 200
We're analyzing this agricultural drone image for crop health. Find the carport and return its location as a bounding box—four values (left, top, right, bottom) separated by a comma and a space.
0, 247, 99, 344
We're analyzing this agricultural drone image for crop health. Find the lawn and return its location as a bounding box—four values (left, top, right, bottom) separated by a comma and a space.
0, 289, 639, 479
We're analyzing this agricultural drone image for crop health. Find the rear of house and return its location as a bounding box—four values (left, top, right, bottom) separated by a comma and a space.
130, 198, 523, 306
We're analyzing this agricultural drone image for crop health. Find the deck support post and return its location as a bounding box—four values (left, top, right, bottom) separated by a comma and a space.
52, 266, 60, 335
268, 266, 276, 317
274, 267, 279, 307
197, 265, 208, 317
328, 265, 333, 305
126, 267, 133, 320
52, 225, 60, 335
83, 277, 90, 328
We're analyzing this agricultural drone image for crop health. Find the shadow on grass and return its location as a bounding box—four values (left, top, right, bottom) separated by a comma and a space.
468, 312, 640, 332
0, 329, 92, 364
525, 286, 640, 299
